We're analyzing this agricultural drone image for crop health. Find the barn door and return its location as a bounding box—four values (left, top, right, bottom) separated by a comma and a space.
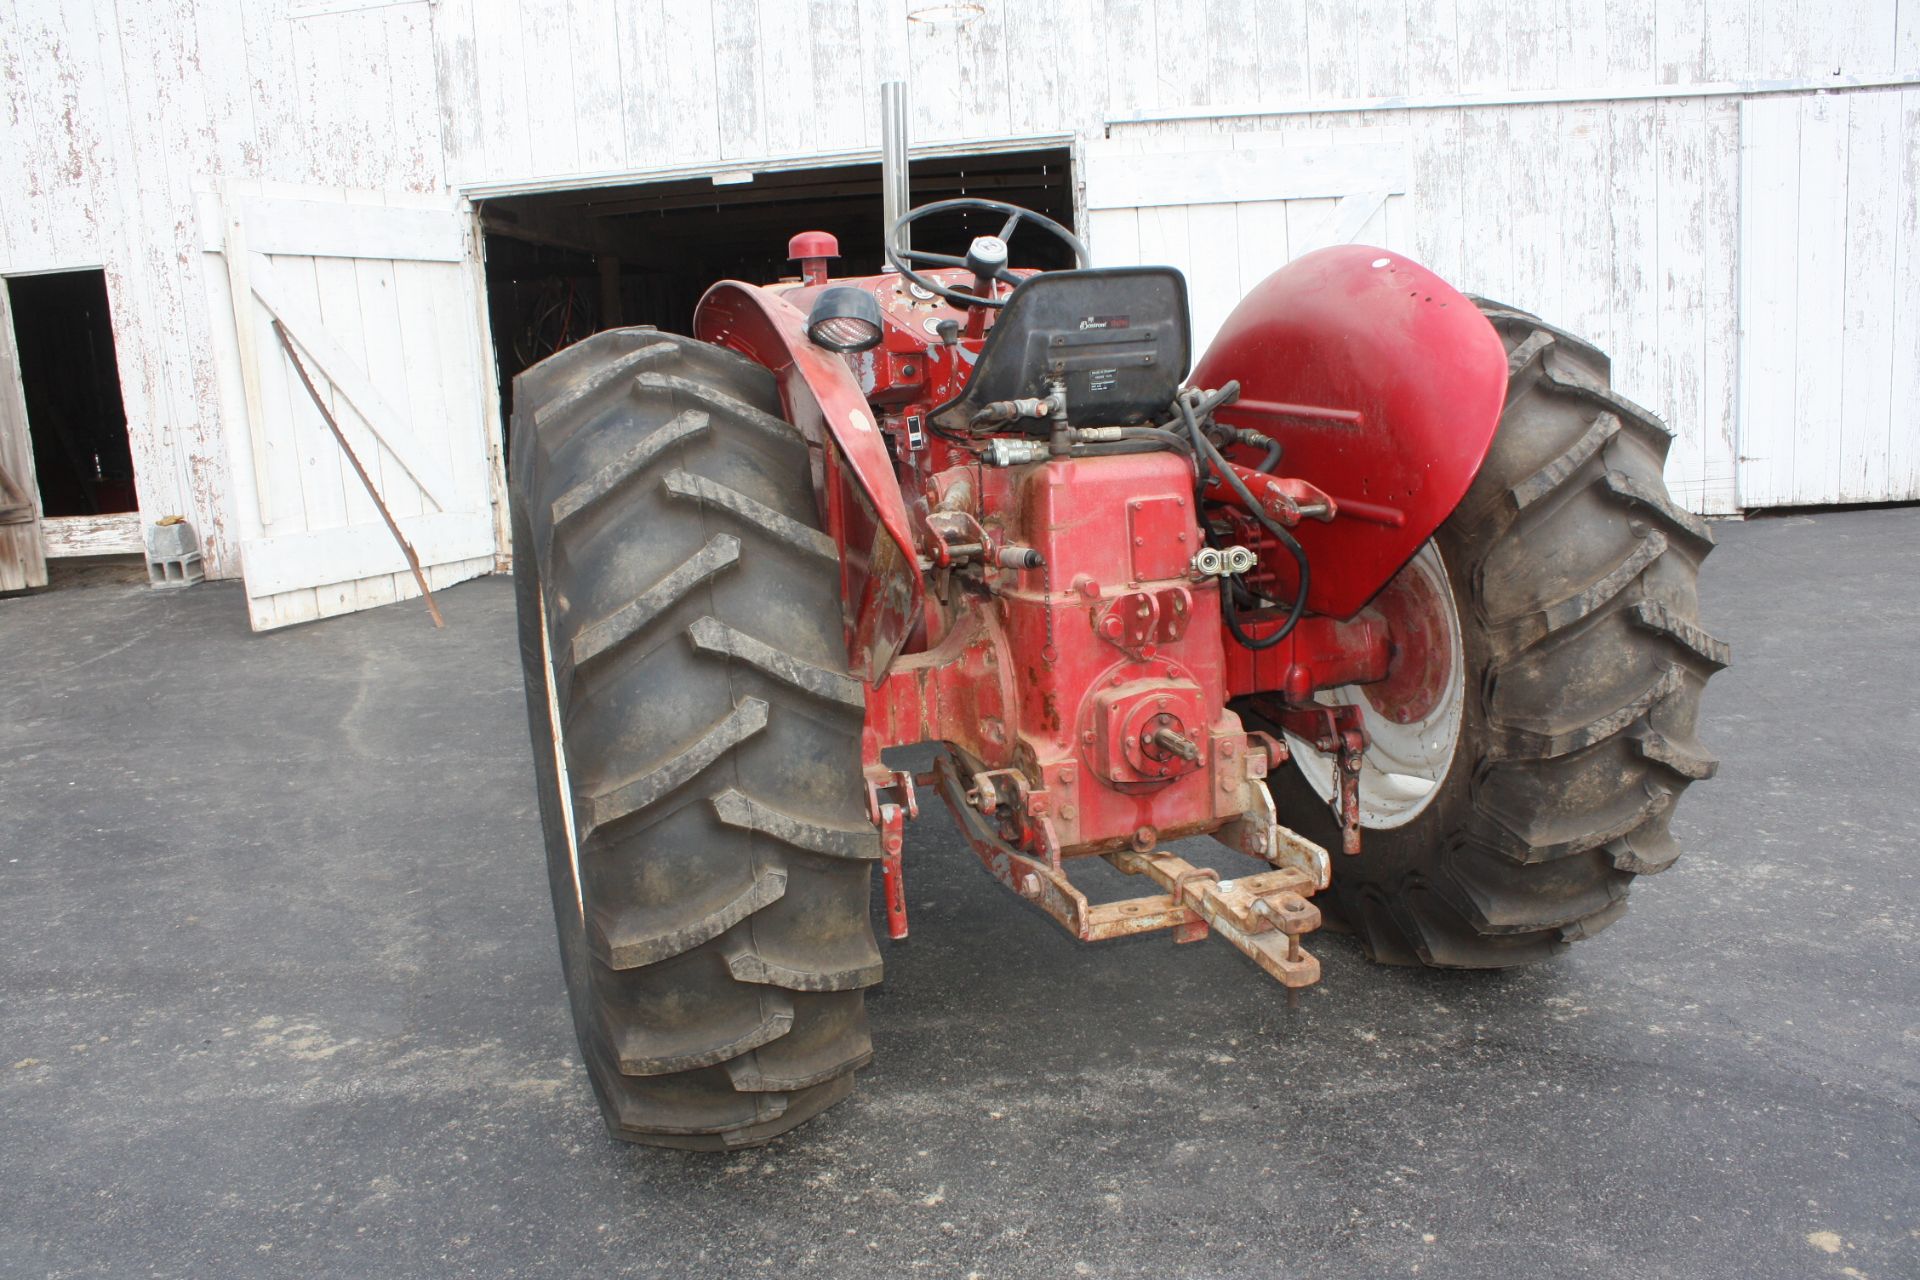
199, 182, 502, 630
1735, 94, 1920, 509
0, 282, 49, 591
1085, 130, 1414, 357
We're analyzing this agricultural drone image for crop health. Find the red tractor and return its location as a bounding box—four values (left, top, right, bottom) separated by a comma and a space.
509, 197, 1725, 1149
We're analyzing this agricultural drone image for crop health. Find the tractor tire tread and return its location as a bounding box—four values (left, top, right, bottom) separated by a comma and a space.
1270, 300, 1724, 967
510, 328, 874, 1149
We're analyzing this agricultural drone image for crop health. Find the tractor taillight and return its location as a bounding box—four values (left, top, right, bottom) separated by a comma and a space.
806, 287, 884, 353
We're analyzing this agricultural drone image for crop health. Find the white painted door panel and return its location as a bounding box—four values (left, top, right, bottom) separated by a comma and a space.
1737, 92, 1920, 509
199, 182, 501, 630
1086, 131, 1413, 359
0, 282, 48, 591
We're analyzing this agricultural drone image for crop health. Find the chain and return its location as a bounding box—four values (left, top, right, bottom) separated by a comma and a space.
1042, 547, 1056, 666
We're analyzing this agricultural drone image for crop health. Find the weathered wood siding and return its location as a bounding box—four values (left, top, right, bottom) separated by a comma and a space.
1737, 90, 1920, 506
0, 0, 446, 578
0, 0, 1914, 585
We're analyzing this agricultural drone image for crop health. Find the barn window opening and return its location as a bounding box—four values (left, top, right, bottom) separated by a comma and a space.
477, 147, 1075, 440
5, 270, 134, 518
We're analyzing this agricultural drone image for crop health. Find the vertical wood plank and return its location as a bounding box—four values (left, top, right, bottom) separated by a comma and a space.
87, 1, 177, 540
1654, 0, 1707, 83
1558, 0, 1608, 86
0, 280, 48, 589
1455, 107, 1509, 300
1606, 0, 1656, 82
613, 0, 671, 167
712, 0, 763, 159
279, 252, 353, 535
807, 0, 866, 152
427, 0, 485, 184
1792, 94, 1849, 504
348, 251, 408, 613
938, 0, 1010, 142
1088, 207, 1142, 267
108, 0, 231, 565
1837, 91, 1900, 502
1233, 200, 1291, 298
1409, 109, 1464, 285
1553, 102, 1613, 346
1454, 0, 1508, 92
472, 0, 535, 181
1203, 0, 1262, 109
1888, 90, 1920, 499
1155, 0, 1218, 111
1506, 0, 1558, 88
1247, 0, 1309, 104
1405, 0, 1459, 96
1736, 96, 1802, 507
1701, 0, 1751, 81
661, 0, 719, 163
387, 4, 448, 191
567, 0, 623, 172
517, 0, 581, 176
1135, 203, 1190, 274
1607, 101, 1659, 413
757, 0, 813, 157
1697, 98, 1742, 513
1184, 202, 1240, 356
1103, 0, 1157, 119
1655, 96, 1708, 510
1282, 196, 1339, 260
1507, 106, 1557, 323
1753, 0, 1800, 77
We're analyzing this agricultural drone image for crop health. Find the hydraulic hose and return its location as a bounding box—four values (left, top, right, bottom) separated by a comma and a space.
1067, 425, 1196, 464
1178, 387, 1310, 649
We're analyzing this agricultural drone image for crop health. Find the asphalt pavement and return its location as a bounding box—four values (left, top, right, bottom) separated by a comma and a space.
1, 507, 1914, 1279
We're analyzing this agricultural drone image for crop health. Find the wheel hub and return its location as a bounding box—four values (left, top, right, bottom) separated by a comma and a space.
1284, 543, 1466, 829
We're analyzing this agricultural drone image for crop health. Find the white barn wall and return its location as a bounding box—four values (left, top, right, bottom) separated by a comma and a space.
2, 0, 1916, 580
1106, 97, 1748, 513
0, 0, 447, 577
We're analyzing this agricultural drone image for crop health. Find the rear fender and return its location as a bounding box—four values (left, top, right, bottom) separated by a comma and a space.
695, 281, 923, 684
1190, 245, 1508, 620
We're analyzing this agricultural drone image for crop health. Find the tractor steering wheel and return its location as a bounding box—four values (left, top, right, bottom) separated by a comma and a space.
886, 198, 1091, 309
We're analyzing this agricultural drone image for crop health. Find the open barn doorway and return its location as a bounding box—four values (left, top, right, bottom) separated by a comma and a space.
474, 147, 1076, 441
0, 268, 141, 590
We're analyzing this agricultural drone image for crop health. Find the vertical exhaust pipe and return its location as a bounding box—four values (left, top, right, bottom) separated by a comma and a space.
881, 80, 910, 258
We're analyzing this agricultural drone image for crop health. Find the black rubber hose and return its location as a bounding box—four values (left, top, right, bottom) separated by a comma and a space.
1114, 425, 1195, 456
1238, 429, 1282, 473
1068, 438, 1172, 459
1068, 427, 1196, 462
1180, 390, 1310, 649
1071, 439, 1186, 461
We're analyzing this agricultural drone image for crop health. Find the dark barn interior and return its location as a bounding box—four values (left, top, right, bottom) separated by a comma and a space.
6, 270, 134, 518
477, 147, 1075, 428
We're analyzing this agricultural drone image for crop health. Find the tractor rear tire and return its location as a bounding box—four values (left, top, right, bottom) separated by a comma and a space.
510, 329, 879, 1148
1262, 301, 1727, 967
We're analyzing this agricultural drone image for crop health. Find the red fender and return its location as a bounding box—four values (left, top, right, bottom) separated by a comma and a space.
1190, 245, 1509, 620
694, 281, 923, 684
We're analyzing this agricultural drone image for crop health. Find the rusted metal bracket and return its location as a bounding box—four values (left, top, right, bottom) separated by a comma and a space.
932, 753, 1201, 941
1212, 773, 1332, 890
1107, 849, 1322, 988
864, 766, 917, 940
1277, 704, 1368, 855
930, 751, 1325, 988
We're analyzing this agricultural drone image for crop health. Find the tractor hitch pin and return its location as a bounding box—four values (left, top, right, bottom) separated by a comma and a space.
1148, 725, 1201, 762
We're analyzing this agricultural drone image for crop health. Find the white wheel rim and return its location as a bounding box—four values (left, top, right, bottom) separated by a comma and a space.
538, 594, 586, 921
1283, 543, 1466, 829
